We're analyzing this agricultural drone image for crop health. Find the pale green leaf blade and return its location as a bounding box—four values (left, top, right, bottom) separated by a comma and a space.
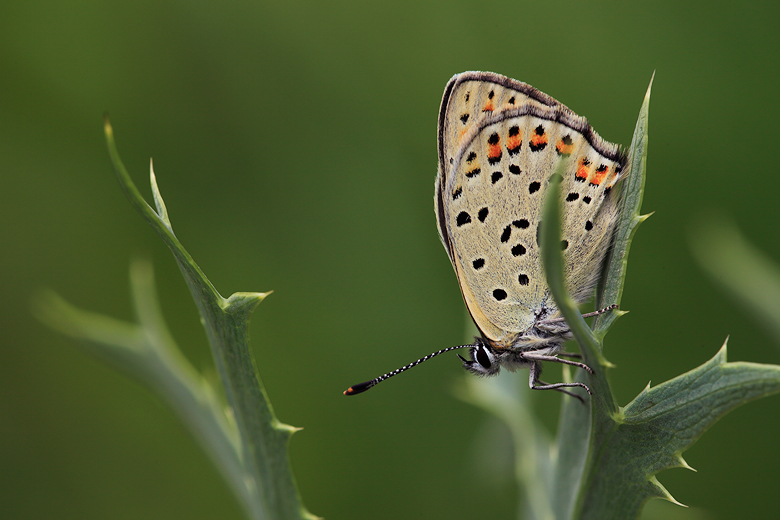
690, 217, 780, 344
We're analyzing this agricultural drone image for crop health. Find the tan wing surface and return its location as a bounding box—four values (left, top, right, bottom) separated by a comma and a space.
435, 72, 626, 346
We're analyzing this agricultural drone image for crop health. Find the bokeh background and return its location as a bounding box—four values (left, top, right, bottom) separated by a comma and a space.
2, 1, 779, 519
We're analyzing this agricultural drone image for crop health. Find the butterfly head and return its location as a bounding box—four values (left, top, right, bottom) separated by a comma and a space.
458, 337, 502, 377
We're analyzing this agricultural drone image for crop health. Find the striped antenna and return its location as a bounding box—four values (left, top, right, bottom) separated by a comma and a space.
343, 344, 475, 395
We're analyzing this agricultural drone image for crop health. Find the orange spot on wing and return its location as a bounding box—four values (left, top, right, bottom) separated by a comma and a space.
507, 134, 522, 152
488, 144, 501, 159
591, 164, 608, 185
530, 133, 548, 148
576, 158, 590, 180
482, 101, 495, 112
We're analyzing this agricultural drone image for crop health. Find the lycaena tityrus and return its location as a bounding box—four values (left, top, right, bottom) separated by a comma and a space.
345, 72, 625, 400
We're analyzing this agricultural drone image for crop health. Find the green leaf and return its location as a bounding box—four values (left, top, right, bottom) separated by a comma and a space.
594, 73, 654, 334
37, 119, 317, 520
585, 341, 780, 518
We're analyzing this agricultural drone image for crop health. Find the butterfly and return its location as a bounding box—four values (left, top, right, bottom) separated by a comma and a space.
345, 71, 625, 400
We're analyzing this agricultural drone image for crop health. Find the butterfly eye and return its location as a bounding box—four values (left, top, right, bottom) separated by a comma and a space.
476, 345, 492, 369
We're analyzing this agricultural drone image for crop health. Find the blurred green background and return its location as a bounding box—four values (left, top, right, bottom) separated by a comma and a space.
2, 0, 779, 519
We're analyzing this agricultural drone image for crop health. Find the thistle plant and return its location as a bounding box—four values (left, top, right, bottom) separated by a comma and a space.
36, 118, 317, 520
459, 76, 780, 520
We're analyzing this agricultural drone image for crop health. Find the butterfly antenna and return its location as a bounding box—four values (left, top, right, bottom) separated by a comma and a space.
343, 344, 474, 395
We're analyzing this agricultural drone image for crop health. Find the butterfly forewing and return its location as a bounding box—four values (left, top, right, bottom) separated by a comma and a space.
435, 72, 626, 348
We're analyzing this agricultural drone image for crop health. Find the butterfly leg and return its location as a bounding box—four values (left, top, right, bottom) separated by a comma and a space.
538, 304, 618, 325
526, 358, 592, 403
557, 352, 582, 359
536, 379, 587, 402
524, 352, 595, 374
